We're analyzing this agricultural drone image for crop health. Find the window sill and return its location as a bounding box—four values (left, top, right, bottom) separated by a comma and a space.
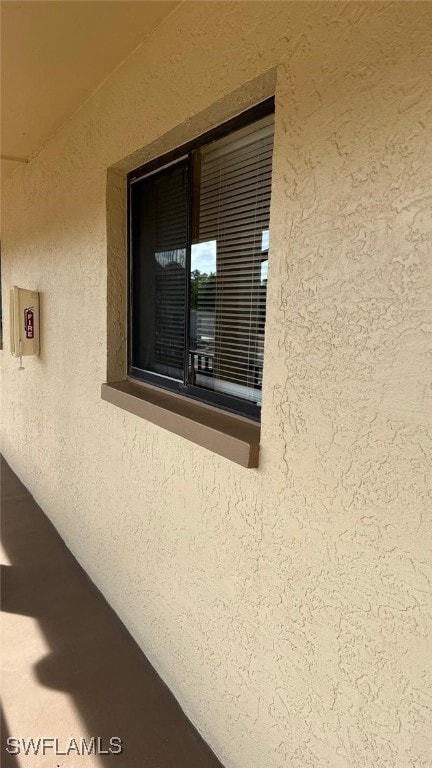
101, 379, 260, 468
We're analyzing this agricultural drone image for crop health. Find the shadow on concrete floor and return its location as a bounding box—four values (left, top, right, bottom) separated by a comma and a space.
1, 705, 21, 768
1, 456, 224, 768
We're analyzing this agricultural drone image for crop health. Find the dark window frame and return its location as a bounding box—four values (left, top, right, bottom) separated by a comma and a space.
127, 97, 275, 422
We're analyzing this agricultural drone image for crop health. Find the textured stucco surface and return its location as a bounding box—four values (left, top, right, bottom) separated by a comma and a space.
1, 3, 432, 767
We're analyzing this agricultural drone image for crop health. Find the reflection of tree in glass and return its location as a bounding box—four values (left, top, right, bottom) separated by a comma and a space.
190, 270, 216, 309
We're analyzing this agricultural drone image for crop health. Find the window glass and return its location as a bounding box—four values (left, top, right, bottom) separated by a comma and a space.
131, 161, 188, 379
129, 104, 274, 418
190, 116, 274, 404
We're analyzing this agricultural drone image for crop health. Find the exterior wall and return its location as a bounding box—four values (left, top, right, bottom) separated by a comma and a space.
1, 3, 431, 767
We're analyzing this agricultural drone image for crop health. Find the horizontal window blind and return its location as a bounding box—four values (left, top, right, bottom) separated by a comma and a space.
131, 161, 188, 380
190, 114, 274, 404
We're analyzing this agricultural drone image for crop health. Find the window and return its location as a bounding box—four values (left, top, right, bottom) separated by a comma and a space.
128, 99, 274, 420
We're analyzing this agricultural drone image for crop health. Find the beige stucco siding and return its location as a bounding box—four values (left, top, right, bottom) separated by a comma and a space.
1, 3, 432, 767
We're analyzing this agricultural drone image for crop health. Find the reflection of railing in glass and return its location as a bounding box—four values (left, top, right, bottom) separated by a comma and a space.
189, 349, 213, 383
189, 349, 263, 391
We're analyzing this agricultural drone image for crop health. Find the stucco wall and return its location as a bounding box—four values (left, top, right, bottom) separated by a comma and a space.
1, 3, 432, 767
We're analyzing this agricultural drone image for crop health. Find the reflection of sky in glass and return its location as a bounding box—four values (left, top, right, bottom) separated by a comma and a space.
261, 230, 269, 281
191, 240, 216, 274
191, 232, 269, 276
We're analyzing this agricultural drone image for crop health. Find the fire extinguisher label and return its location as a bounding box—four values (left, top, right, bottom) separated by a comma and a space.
24, 307, 34, 339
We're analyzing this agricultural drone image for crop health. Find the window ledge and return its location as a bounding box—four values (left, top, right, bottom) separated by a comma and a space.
101, 380, 260, 468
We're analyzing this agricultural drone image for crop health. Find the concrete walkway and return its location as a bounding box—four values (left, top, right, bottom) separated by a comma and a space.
1, 457, 224, 768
